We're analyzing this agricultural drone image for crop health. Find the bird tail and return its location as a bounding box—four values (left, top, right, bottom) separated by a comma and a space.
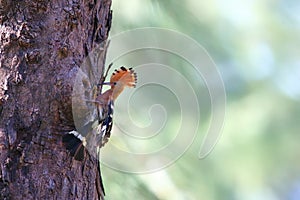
96, 149, 105, 199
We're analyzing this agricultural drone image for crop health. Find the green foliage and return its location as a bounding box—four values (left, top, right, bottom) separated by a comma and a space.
103, 0, 300, 199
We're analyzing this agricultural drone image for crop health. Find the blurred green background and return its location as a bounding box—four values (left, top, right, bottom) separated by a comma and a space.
101, 0, 300, 199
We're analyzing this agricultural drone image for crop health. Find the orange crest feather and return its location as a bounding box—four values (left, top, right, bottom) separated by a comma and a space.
109, 66, 137, 100
110, 66, 137, 88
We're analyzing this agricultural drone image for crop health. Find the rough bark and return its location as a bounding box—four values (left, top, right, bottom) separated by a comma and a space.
0, 0, 112, 199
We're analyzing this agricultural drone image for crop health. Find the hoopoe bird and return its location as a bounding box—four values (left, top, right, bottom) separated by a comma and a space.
63, 66, 137, 160
62, 66, 137, 199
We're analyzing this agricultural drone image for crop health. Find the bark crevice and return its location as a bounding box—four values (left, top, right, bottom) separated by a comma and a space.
0, 0, 112, 199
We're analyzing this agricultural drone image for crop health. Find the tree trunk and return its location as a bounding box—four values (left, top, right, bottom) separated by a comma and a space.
0, 0, 112, 199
